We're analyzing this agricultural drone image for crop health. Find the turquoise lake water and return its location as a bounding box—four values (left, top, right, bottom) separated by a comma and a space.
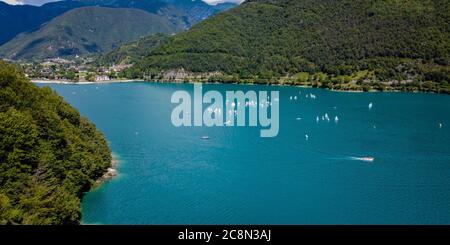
40, 82, 450, 224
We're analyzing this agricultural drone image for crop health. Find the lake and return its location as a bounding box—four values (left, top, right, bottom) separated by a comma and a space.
39, 82, 450, 224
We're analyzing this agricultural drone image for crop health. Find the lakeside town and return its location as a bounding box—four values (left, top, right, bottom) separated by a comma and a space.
9, 56, 449, 94
10, 56, 133, 83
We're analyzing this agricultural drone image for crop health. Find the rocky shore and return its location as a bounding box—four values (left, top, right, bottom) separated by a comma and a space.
95, 156, 119, 186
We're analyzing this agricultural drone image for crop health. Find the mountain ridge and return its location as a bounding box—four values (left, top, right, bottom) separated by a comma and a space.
0, 0, 238, 56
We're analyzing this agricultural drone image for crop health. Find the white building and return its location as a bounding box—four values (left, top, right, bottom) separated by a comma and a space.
95, 75, 110, 82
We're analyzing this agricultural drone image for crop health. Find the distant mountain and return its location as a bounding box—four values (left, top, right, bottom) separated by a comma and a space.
75, 0, 192, 29
0, 0, 238, 57
0, 7, 178, 60
94, 0, 238, 65
211, 2, 239, 11
130, 0, 449, 91
0, 1, 86, 45
77, 0, 167, 13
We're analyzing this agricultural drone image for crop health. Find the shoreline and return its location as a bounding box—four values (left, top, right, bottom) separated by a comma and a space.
30, 78, 447, 95
30, 78, 374, 93
31, 79, 144, 84
81, 154, 118, 225
140, 79, 435, 94
94, 155, 119, 187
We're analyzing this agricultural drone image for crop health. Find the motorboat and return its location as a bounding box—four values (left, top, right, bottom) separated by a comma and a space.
360, 157, 374, 162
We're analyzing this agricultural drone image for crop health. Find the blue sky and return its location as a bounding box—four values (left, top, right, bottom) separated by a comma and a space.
2, 0, 244, 6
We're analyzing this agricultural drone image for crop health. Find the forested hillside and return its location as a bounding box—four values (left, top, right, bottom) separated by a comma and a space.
0, 61, 111, 224
98, 33, 170, 66
128, 0, 449, 92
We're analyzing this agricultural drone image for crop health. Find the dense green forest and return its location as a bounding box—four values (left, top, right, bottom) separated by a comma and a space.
0, 61, 111, 224
121, 0, 449, 92
98, 33, 170, 66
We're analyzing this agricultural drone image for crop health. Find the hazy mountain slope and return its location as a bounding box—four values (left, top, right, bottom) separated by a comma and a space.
211, 2, 239, 11
163, 0, 237, 22
0, 7, 178, 60
132, 0, 449, 87
77, 0, 167, 13
0, 1, 87, 45
76, 0, 193, 29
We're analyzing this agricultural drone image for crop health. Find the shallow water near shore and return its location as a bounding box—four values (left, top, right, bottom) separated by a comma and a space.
39, 82, 450, 224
